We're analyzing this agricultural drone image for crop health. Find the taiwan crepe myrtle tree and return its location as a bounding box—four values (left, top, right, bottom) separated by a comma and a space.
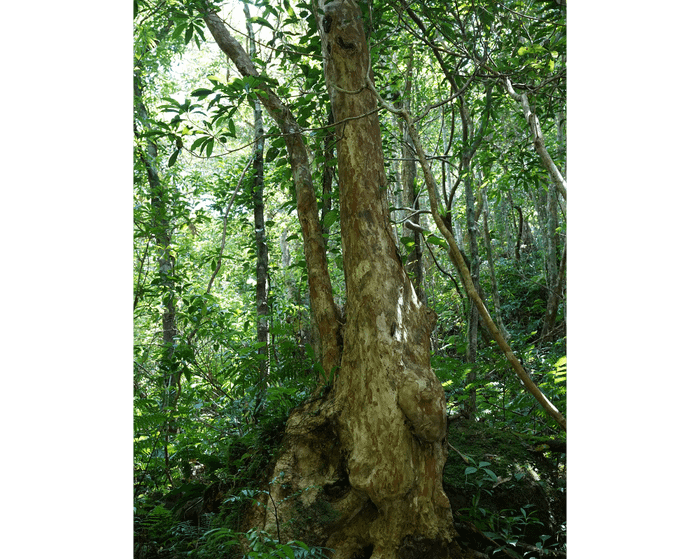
193, 1, 565, 557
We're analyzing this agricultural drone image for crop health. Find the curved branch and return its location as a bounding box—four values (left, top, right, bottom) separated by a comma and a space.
504, 77, 567, 201
201, 6, 342, 376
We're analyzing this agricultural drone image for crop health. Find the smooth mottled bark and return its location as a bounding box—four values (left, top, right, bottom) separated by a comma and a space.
317, 1, 457, 556
247, 3, 461, 556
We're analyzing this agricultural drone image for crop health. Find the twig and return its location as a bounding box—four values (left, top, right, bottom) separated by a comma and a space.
206, 155, 254, 294
448, 442, 473, 466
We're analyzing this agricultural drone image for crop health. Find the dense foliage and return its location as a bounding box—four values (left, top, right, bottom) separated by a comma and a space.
134, 0, 566, 556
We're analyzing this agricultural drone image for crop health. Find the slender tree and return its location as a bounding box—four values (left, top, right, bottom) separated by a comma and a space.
481, 181, 509, 342
541, 110, 567, 342
243, 3, 270, 415
504, 77, 567, 201
396, 51, 425, 303
134, 72, 179, 486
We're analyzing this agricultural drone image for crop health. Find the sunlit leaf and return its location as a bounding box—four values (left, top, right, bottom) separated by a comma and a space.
248, 16, 275, 30
426, 235, 448, 249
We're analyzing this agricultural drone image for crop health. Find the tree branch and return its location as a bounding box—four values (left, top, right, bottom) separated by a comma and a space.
201, 5, 342, 377
504, 77, 567, 201
206, 155, 253, 294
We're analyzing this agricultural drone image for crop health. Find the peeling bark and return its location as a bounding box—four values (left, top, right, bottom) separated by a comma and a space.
317, 1, 458, 556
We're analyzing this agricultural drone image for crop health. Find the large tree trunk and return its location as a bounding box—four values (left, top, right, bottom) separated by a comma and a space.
200, 29, 564, 555
320, 1, 455, 556
249, 2, 463, 558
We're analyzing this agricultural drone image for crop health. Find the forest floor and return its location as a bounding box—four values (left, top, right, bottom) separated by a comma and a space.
444, 417, 566, 557
135, 415, 566, 558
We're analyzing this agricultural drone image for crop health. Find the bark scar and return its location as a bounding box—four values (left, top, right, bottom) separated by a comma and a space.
337, 36, 356, 51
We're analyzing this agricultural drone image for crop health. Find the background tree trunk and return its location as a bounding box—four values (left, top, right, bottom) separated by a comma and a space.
244, 3, 270, 416
481, 183, 509, 342
375, 83, 568, 432
540, 110, 566, 343
134, 73, 179, 486
397, 52, 426, 304
504, 77, 567, 201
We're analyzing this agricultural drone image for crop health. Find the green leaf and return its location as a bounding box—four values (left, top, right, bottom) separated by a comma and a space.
206, 138, 215, 157
426, 234, 448, 249
265, 146, 280, 162
464, 466, 478, 476
191, 136, 208, 151
323, 209, 338, 227
399, 236, 415, 249
191, 88, 213, 99
171, 23, 188, 40
248, 16, 274, 30
551, 356, 567, 383
167, 148, 180, 167
482, 468, 498, 482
